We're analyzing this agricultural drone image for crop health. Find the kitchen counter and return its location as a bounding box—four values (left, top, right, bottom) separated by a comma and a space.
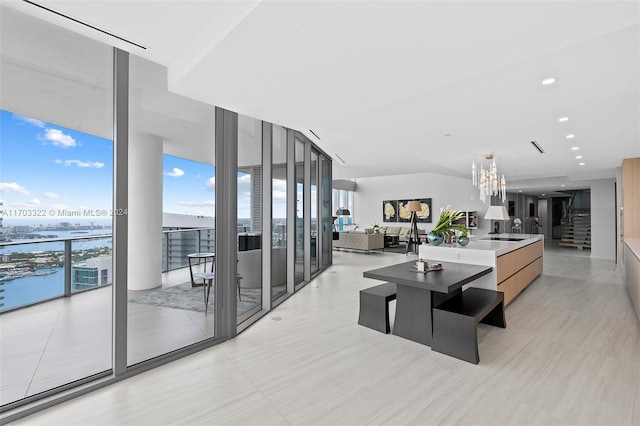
418, 234, 544, 304
624, 238, 640, 323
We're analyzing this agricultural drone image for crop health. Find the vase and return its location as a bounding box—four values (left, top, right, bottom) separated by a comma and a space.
427, 231, 444, 246
457, 236, 470, 247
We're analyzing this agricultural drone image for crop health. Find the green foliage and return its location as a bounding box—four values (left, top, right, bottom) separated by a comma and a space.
431, 206, 468, 237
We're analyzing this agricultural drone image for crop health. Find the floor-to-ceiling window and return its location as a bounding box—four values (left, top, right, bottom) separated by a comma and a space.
127, 55, 216, 366
0, 6, 331, 418
310, 151, 319, 275
271, 125, 287, 301
0, 7, 113, 406
332, 187, 355, 230
294, 138, 305, 286
237, 114, 262, 324
321, 156, 332, 269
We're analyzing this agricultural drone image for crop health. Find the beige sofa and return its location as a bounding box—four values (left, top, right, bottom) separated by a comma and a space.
334, 232, 384, 253
382, 226, 426, 244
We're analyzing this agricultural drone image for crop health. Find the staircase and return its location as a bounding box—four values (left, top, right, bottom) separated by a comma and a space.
559, 208, 591, 249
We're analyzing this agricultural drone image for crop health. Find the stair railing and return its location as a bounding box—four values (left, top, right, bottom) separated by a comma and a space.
560, 191, 577, 238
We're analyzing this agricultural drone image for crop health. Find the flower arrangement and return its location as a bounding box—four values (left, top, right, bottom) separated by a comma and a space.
431, 206, 468, 237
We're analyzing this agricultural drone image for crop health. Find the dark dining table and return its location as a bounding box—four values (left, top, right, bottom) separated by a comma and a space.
363, 260, 492, 346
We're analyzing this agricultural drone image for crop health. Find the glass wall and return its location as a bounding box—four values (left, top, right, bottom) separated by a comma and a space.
127, 55, 216, 366
321, 157, 332, 269
332, 188, 355, 230
237, 114, 262, 324
310, 151, 319, 275
0, 6, 332, 417
295, 138, 305, 286
0, 7, 113, 406
271, 125, 287, 301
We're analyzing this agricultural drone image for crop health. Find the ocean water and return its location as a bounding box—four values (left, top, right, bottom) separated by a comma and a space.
0, 267, 65, 311
1, 229, 112, 254
0, 230, 112, 312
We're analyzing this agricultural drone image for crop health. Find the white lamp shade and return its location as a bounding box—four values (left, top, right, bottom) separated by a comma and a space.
484, 205, 510, 220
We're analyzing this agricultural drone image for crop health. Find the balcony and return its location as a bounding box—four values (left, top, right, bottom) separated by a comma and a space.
0, 228, 267, 406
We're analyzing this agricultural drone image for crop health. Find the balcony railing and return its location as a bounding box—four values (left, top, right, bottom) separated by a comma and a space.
162, 228, 215, 272
1, 224, 285, 312
0, 234, 113, 312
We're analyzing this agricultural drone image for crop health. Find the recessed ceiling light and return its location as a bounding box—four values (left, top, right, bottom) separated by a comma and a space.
542, 77, 556, 85
566, 134, 575, 139
518, 190, 522, 193
571, 146, 579, 150
558, 117, 569, 122
542, 194, 546, 196
561, 184, 566, 187
579, 162, 585, 166
576, 155, 583, 159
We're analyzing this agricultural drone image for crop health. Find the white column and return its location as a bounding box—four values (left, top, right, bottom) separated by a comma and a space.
128, 133, 163, 290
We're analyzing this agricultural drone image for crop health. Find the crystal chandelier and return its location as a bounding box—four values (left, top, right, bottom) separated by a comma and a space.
472, 154, 506, 203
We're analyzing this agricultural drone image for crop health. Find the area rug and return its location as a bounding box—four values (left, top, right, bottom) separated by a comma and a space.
383, 244, 411, 254
129, 282, 261, 315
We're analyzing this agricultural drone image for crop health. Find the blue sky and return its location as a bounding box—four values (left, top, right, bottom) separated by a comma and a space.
1, 109, 285, 225
0, 109, 113, 225
162, 154, 215, 216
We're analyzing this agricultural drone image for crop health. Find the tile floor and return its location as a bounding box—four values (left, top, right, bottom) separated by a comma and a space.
6, 241, 640, 425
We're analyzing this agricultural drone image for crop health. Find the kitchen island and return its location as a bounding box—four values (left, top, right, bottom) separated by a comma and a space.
418, 234, 543, 305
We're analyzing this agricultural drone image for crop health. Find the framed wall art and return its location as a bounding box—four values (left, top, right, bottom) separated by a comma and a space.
396, 199, 413, 222
415, 198, 432, 223
382, 200, 397, 222
388, 198, 432, 223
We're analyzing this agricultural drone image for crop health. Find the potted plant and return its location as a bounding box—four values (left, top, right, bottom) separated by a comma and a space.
372, 223, 380, 234
457, 226, 470, 246
427, 206, 468, 245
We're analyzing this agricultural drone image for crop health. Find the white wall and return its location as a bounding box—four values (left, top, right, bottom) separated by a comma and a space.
353, 172, 493, 235
591, 178, 617, 260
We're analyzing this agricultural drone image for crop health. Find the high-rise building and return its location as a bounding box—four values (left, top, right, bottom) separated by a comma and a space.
71, 256, 112, 291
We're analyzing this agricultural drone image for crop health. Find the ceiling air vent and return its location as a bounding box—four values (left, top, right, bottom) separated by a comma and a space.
530, 140, 545, 154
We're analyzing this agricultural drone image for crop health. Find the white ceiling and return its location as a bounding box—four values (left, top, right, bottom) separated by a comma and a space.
3, 0, 640, 197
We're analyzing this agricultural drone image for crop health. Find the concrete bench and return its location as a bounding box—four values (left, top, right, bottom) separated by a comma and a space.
431, 288, 506, 364
358, 282, 397, 333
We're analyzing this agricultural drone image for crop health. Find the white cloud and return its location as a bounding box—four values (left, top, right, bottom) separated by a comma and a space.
41, 128, 77, 148
0, 182, 30, 195
205, 176, 215, 190
273, 190, 287, 200
26, 198, 41, 206
238, 174, 251, 184
55, 159, 105, 168
165, 168, 185, 178
176, 200, 215, 207
13, 114, 46, 128
272, 179, 287, 200
44, 192, 61, 199
273, 180, 287, 191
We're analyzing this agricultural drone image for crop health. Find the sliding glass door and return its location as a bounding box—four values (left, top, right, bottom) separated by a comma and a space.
237, 114, 263, 324
294, 138, 305, 286
272, 125, 288, 302
0, 7, 113, 405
